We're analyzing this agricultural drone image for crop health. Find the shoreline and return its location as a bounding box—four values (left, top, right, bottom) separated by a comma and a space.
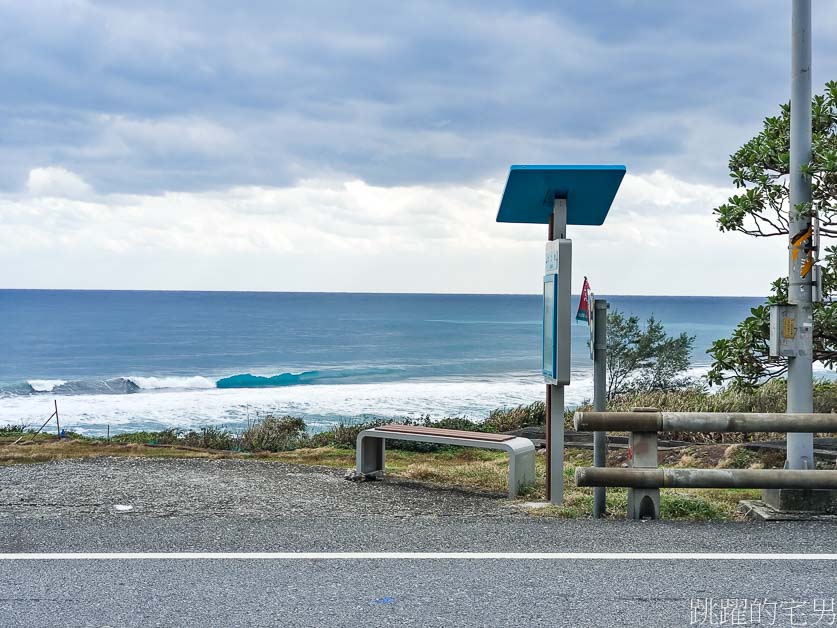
0, 378, 555, 437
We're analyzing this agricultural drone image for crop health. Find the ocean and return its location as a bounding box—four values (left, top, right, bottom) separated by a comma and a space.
0, 290, 765, 435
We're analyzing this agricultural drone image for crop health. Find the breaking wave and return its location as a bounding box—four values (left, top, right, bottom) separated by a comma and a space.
216, 371, 321, 388
27, 379, 67, 392
215, 367, 404, 389
4, 367, 405, 397
130, 376, 216, 390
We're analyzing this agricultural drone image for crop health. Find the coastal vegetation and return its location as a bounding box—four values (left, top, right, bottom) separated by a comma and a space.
606, 309, 695, 399
709, 81, 837, 386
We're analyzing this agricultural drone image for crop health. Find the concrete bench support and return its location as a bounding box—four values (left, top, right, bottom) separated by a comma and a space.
355, 426, 536, 499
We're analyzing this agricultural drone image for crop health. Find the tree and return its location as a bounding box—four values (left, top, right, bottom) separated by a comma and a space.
606, 309, 696, 400
708, 81, 837, 386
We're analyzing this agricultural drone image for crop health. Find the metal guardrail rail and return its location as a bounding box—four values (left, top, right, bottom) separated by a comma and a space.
572, 410, 837, 520
576, 467, 837, 490
574, 411, 837, 433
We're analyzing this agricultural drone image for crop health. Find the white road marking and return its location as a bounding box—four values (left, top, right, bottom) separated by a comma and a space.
0, 552, 835, 561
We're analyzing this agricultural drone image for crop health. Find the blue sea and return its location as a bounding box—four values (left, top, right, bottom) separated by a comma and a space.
0, 290, 766, 435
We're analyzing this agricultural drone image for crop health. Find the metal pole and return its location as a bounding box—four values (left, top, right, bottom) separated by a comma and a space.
592, 299, 608, 518
787, 0, 814, 470
549, 385, 564, 504
545, 215, 554, 501
549, 199, 567, 505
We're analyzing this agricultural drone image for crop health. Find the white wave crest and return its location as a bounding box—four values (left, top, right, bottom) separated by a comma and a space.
27, 379, 67, 392
128, 376, 216, 390
0, 375, 582, 436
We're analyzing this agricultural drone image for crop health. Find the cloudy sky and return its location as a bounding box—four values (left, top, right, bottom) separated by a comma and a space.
2, 1, 836, 295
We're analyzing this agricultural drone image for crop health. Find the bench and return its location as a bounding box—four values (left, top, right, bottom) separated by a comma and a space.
355, 424, 536, 499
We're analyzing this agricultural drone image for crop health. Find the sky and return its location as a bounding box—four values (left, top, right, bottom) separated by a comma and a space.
2, 1, 836, 296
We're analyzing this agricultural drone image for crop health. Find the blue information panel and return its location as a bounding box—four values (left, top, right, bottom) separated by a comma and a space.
543, 239, 571, 384
543, 275, 557, 378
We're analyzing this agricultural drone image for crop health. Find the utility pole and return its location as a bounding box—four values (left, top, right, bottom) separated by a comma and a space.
787, 0, 815, 471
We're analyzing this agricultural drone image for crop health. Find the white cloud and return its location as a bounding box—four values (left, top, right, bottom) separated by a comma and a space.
0, 169, 784, 296
617, 170, 730, 213
93, 115, 239, 158
25, 167, 92, 198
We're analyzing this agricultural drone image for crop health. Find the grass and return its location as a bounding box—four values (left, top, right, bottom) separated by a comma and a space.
271, 445, 764, 520
0, 438, 240, 466
268, 446, 515, 494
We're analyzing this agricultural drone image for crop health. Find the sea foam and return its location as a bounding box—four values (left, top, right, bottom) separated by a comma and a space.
130, 376, 216, 390
27, 380, 67, 392
0, 377, 568, 436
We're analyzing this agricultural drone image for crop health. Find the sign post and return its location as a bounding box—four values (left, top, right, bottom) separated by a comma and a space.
543, 200, 571, 503
592, 298, 608, 518
497, 165, 625, 504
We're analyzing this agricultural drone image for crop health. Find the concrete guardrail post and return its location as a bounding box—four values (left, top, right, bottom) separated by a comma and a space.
627, 408, 660, 520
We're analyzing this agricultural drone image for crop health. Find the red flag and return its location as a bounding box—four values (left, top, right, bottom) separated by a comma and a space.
576, 277, 591, 324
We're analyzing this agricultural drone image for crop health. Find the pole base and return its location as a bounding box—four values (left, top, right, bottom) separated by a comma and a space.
762, 488, 837, 514
627, 488, 660, 520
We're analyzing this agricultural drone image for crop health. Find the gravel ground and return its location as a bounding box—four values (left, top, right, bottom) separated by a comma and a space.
0, 456, 519, 521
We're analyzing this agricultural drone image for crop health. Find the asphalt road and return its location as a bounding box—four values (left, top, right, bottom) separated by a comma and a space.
3, 555, 837, 627
2, 457, 837, 627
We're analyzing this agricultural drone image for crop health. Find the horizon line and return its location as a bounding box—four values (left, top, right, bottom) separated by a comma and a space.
0, 287, 770, 299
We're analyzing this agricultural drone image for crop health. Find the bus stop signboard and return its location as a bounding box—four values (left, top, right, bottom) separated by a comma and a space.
496, 164, 626, 504
497, 164, 625, 387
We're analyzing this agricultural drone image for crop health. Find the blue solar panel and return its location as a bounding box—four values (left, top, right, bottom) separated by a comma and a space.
496, 165, 626, 225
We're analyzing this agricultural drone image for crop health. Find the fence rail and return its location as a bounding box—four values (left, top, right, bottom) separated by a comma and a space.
572, 409, 837, 520
574, 411, 837, 434
576, 467, 837, 490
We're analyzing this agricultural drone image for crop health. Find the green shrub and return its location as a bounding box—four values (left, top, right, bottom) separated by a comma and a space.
181, 426, 236, 450
308, 419, 389, 449
419, 416, 481, 431
111, 427, 235, 448
309, 418, 446, 452
241, 416, 307, 452
0, 424, 29, 435
112, 429, 180, 445
814, 380, 837, 413
483, 401, 545, 432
